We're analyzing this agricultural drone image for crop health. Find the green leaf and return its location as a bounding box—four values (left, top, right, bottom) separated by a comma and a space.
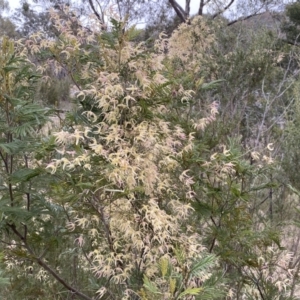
200, 79, 225, 91
189, 255, 216, 279
178, 287, 203, 298
0, 140, 25, 154
174, 246, 186, 266
249, 182, 277, 192
195, 287, 225, 300
143, 275, 161, 294
288, 184, 300, 196
0, 206, 34, 219
76, 182, 94, 188
159, 257, 169, 277
10, 168, 42, 183
2, 65, 19, 73
0, 271, 9, 286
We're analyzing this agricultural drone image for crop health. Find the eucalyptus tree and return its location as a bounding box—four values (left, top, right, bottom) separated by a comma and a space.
0, 0, 18, 37
15, 0, 291, 33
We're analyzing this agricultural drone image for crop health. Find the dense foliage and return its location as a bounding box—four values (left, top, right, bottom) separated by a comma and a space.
0, 1, 300, 300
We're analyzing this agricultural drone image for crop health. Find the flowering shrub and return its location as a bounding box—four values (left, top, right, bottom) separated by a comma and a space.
0, 6, 296, 300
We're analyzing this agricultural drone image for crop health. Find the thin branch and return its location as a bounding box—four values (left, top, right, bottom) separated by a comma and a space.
8, 223, 93, 300
244, 268, 266, 300
0, 150, 8, 172
199, 0, 213, 15
116, 0, 122, 20
7, 223, 25, 242
49, 47, 82, 93
227, 11, 264, 26
282, 39, 300, 47
35, 257, 93, 300
88, 0, 103, 23
94, 0, 105, 22
168, 0, 186, 23
0, 238, 23, 247
8, 183, 14, 207
208, 216, 219, 253
254, 279, 266, 300
171, 0, 186, 16
212, 0, 235, 19
90, 196, 114, 251
24, 154, 31, 241
62, 205, 72, 223
81, 248, 93, 266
